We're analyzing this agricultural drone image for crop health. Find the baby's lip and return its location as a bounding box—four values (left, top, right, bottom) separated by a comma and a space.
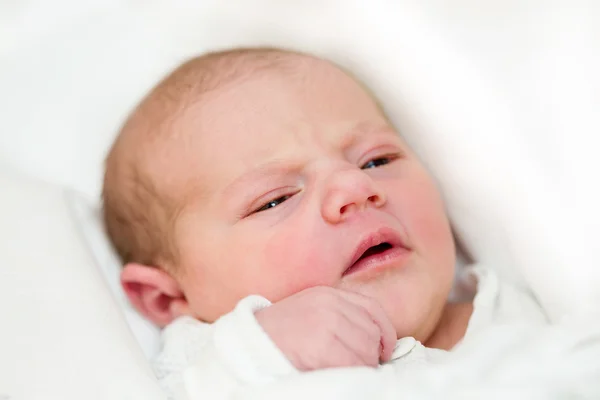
344, 227, 410, 275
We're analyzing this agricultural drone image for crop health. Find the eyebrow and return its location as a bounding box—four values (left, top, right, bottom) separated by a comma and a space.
340, 121, 397, 150
220, 159, 301, 200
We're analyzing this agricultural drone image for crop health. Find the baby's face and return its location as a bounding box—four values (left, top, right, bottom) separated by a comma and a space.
171, 60, 455, 340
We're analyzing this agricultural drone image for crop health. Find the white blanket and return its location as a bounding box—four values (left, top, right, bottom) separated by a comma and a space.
224, 320, 600, 400
1, 1, 599, 399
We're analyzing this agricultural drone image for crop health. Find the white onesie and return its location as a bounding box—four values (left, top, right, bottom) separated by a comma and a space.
153, 266, 548, 400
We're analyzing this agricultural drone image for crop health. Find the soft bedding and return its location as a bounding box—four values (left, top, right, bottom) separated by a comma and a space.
192, 320, 600, 400
1, 1, 599, 399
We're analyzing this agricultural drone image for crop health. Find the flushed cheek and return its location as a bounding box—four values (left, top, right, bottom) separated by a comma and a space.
393, 179, 454, 264
258, 228, 338, 302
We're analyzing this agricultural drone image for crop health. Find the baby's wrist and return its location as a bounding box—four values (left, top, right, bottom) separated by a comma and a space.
212, 295, 297, 383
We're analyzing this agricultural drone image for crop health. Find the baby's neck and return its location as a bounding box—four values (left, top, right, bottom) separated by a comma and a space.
424, 301, 474, 350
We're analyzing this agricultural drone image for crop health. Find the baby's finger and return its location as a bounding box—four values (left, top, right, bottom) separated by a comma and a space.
324, 331, 371, 368
337, 302, 382, 350
334, 290, 397, 363
333, 312, 382, 367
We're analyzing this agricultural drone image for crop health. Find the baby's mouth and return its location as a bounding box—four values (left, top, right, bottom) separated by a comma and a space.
343, 228, 410, 277
356, 242, 393, 261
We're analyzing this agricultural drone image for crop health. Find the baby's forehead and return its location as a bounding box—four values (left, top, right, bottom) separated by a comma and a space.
175, 67, 386, 155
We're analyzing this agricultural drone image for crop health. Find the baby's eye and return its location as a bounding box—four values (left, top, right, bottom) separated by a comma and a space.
254, 195, 292, 213
361, 156, 395, 170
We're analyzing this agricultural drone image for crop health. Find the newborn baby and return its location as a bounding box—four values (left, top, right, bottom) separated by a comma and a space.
102, 47, 545, 398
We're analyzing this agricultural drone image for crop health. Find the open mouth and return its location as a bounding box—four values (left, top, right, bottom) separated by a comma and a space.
343, 229, 409, 277
356, 242, 393, 262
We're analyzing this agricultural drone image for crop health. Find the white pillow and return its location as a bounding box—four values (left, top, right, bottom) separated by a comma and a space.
66, 190, 162, 360
0, 165, 164, 400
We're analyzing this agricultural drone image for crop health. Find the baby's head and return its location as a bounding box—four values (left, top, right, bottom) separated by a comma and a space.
103, 48, 456, 342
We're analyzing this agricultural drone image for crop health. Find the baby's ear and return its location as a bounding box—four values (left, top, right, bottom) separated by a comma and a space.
121, 263, 191, 327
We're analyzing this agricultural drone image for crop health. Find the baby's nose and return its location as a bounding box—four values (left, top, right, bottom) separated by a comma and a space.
321, 169, 386, 224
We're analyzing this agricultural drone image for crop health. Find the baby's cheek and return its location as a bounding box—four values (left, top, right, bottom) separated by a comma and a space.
405, 182, 455, 268
260, 229, 335, 302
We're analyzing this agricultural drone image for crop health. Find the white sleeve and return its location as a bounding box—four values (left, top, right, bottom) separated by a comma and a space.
153, 295, 298, 400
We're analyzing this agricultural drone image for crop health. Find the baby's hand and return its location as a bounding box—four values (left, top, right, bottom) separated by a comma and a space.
254, 287, 396, 371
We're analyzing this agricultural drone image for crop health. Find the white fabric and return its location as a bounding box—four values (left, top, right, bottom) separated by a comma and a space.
1, 1, 599, 400
0, 166, 165, 400
155, 296, 295, 400
222, 320, 600, 400
67, 191, 162, 359
155, 266, 557, 400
